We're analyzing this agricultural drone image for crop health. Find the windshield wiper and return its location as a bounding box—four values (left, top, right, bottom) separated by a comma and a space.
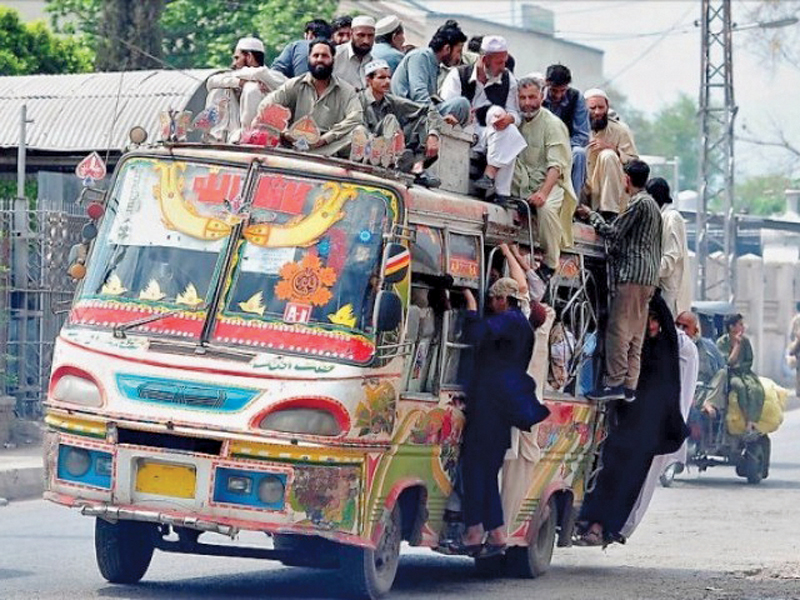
112, 305, 206, 339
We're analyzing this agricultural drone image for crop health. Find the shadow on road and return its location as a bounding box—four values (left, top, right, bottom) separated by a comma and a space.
675, 476, 800, 490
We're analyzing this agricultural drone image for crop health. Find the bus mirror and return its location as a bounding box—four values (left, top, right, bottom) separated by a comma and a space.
383, 243, 409, 284
67, 242, 89, 280
78, 186, 105, 206
374, 291, 402, 332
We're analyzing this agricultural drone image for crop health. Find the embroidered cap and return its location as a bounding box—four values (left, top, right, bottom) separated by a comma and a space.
365, 59, 391, 76
481, 35, 508, 54
376, 15, 401, 36
351, 15, 376, 29
488, 277, 526, 301
236, 37, 265, 54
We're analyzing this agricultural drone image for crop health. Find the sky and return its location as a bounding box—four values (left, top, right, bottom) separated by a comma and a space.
425, 0, 800, 183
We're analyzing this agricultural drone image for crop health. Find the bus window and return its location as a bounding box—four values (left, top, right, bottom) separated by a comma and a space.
447, 232, 480, 289
411, 225, 444, 277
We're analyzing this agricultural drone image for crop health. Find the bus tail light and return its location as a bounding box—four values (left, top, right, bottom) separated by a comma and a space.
50, 367, 104, 408
254, 398, 349, 437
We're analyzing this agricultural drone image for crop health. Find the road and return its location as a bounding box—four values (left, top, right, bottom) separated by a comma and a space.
2, 410, 798, 600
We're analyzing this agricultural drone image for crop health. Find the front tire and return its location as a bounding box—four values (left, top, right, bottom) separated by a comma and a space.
659, 463, 677, 488
338, 504, 402, 600
94, 518, 156, 584
505, 496, 557, 578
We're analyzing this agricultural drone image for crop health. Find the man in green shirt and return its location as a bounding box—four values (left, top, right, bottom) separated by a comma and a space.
717, 313, 765, 429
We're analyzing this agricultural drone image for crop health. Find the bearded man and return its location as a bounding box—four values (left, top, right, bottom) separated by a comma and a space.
511, 77, 576, 279
583, 88, 638, 217
256, 39, 363, 156
333, 15, 376, 90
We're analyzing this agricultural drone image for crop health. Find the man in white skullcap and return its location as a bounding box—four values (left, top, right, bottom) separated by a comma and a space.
358, 59, 444, 185
583, 88, 638, 216
333, 15, 376, 89
372, 15, 405, 73
204, 36, 287, 142
440, 35, 525, 201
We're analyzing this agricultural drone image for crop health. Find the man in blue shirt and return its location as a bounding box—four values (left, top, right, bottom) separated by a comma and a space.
372, 15, 405, 73
271, 19, 333, 78
543, 64, 590, 195
390, 20, 470, 125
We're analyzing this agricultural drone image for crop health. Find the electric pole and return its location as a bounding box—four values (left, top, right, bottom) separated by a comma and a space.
697, 0, 737, 302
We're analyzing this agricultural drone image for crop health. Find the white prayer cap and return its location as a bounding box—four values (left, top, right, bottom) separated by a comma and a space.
481, 35, 508, 54
365, 59, 390, 76
236, 37, 264, 54
584, 88, 609, 101
351, 15, 376, 29
375, 15, 401, 36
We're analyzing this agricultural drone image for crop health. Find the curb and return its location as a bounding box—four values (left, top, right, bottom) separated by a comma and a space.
0, 467, 44, 502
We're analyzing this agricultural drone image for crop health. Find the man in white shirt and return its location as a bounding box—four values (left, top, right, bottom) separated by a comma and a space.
333, 15, 375, 90
205, 37, 286, 142
440, 35, 524, 200
647, 177, 691, 316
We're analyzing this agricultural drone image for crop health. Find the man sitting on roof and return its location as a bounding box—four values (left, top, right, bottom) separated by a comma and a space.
255, 39, 363, 156
333, 15, 376, 90
390, 19, 470, 126
358, 59, 443, 186
372, 16, 406, 73
441, 35, 526, 202
512, 77, 576, 279
271, 19, 333, 78
583, 88, 638, 218
204, 37, 287, 143
331, 15, 353, 45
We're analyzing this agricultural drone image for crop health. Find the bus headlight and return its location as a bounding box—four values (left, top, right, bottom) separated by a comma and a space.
258, 407, 343, 436
258, 475, 285, 505
63, 447, 91, 477
51, 373, 103, 407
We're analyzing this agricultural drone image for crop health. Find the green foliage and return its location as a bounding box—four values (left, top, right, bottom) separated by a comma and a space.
48, 0, 337, 69
735, 172, 799, 216
0, 179, 38, 203
0, 7, 93, 75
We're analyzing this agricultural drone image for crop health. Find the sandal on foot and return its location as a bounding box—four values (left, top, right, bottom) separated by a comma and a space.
573, 529, 604, 547
448, 538, 484, 557
479, 542, 507, 558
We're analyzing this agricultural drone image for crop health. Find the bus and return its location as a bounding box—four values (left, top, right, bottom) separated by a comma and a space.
43, 137, 609, 599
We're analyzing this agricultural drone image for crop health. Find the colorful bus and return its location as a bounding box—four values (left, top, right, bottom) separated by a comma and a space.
43, 140, 609, 599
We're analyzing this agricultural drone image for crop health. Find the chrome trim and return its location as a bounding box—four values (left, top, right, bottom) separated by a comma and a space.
80, 505, 238, 538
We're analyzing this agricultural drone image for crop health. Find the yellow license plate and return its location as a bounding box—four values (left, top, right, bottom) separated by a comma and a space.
135, 460, 196, 499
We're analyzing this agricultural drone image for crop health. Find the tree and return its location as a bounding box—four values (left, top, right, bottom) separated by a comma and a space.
47, 0, 338, 69
95, 0, 164, 71
743, 0, 800, 71
0, 7, 93, 75
735, 172, 799, 216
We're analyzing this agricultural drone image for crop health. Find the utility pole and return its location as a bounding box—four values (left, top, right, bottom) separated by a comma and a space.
697, 0, 737, 302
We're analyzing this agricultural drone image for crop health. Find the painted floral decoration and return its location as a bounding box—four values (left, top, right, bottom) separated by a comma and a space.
275, 253, 336, 306
354, 380, 396, 436
289, 465, 359, 531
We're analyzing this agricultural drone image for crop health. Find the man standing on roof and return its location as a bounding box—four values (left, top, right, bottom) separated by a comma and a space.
647, 177, 691, 317
333, 15, 375, 90
271, 19, 333, 78
256, 39, 363, 157
583, 88, 638, 218
372, 16, 405, 73
331, 15, 353, 45
576, 160, 662, 402
358, 59, 443, 185
441, 35, 526, 202
390, 19, 470, 126
512, 76, 576, 280
543, 64, 590, 195
205, 37, 287, 143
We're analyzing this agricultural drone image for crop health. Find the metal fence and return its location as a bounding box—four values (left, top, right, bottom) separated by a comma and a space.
1, 199, 83, 418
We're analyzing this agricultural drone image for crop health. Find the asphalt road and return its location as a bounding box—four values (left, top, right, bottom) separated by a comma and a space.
1, 410, 798, 600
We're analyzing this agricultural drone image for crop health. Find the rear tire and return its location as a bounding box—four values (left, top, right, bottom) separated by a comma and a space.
505, 496, 557, 578
94, 518, 156, 584
338, 504, 401, 599
659, 463, 677, 488
742, 440, 766, 485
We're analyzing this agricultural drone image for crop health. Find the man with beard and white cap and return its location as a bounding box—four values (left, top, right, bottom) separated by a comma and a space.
440, 35, 525, 201
333, 15, 376, 90
583, 88, 638, 217
204, 37, 287, 142
255, 38, 363, 156
372, 15, 405, 73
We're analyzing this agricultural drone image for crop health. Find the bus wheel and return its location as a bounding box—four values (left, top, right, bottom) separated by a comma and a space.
743, 439, 767, 485
505, 497, 557, 579
338, 504, 401, 600
94, 518, 156, 584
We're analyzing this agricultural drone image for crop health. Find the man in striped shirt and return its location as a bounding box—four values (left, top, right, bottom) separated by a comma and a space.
576, 160, 663, 402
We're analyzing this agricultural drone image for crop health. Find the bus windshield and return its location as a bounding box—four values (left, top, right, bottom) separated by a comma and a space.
72, 157, 397, 362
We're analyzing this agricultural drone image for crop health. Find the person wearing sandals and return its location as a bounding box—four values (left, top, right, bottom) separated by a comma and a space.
575, 292, 688, 547
457, 279, 549, 557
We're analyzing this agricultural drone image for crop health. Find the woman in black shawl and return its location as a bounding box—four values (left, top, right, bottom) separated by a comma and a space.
576, 292, 689, 546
